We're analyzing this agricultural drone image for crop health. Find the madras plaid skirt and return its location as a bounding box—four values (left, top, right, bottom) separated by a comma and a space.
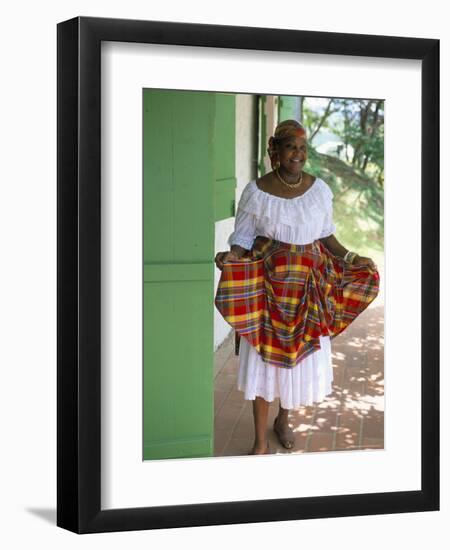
214, 236, 380, 369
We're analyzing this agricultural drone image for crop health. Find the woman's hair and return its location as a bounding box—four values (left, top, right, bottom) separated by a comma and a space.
267, 120, 307, 170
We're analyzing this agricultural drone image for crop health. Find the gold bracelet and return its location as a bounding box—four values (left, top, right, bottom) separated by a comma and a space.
344, 251, 357, 264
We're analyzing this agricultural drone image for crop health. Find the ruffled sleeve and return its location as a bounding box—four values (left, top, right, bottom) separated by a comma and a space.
319, 181, 336, 238
228, 183, 257, 250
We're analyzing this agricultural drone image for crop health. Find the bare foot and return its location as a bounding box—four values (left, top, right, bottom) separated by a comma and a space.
249, 442, 269, 455
273, 416, 295, 449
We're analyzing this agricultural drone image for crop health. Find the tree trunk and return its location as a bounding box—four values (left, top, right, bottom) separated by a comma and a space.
309, 99, 335, 141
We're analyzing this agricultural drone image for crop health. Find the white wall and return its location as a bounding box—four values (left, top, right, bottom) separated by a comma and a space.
214, 93, 257, 350
214, 217, 234, 349
1, 1, 448, 548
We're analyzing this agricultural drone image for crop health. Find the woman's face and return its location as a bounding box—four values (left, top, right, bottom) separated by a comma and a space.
277, 136, 308, 175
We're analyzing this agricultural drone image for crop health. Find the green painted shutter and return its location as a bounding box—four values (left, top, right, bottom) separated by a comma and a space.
214, 94, 236, 220
143, 90, 215, 459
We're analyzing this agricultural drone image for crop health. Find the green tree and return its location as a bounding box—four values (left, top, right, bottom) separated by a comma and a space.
329, 99, 384, 184
303, 98, 339, 142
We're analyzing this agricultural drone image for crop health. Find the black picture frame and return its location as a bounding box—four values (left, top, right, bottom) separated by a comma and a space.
57, 16, 439, 534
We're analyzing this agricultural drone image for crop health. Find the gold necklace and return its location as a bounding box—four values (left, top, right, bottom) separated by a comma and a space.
275, 168, 303, 188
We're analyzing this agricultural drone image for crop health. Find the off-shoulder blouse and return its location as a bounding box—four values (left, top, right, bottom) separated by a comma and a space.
228, 178, 336, 250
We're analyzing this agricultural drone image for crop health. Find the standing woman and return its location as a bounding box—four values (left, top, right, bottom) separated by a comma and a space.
214, 120, 380, 455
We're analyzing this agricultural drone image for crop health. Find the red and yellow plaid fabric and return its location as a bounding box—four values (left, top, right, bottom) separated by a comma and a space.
215, 236, 380, 369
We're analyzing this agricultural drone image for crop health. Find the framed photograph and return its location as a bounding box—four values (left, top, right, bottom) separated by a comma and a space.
57, 16, 439, 533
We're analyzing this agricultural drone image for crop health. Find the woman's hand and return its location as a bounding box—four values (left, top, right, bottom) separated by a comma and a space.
353, 255, 377, 270
215, 250, 241, 271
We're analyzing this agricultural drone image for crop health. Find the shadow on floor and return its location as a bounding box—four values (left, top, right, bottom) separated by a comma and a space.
214, 302, 384, 457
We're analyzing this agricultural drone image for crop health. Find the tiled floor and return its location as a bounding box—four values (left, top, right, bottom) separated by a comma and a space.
214, 268, 384, 457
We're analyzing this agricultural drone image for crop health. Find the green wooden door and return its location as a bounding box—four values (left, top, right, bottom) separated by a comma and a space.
214, 94, 236, 220
143, 90, 215, 459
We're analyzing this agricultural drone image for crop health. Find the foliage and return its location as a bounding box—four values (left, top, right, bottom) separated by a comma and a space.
303, 98, 384, 186
306, 146, 384, 266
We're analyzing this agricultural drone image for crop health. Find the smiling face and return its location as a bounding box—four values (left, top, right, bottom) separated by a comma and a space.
276, 136, 308, 176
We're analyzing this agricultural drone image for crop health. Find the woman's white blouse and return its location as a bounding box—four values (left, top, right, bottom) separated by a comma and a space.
226, 177, 337, 409
228, 178, 336, 249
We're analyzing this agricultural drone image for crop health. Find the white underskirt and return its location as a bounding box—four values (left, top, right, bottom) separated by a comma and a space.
237, 335, 334, 409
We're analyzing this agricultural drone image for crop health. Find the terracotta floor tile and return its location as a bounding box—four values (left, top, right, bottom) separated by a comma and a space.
222, 437, 254, 457
366, 347, 384, 363
232, 412, 254, 438
215, 402, 245, 431
220, 355, 239, 374
214, 429, 231, 456
331, 363, 346, 390
226, 389, 246, 404
214, 372, 237, 393
214, 389, 229, 414
335, 431, 360, 449
343, 363, 368, 380
290, 404, 316, 417
342, 376, 367, 399
333, 445, 360, 453
292, 430, 309, 451
361, 437, 384, 449
214, 334, 234, 376
336, 406, 363, 443
310, 408, 339, 433
216, 395, 245, 415
361, 412, 384, 439
289, 416, 315, 434
307, 432, 334, 453
337, 410, 363, 432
